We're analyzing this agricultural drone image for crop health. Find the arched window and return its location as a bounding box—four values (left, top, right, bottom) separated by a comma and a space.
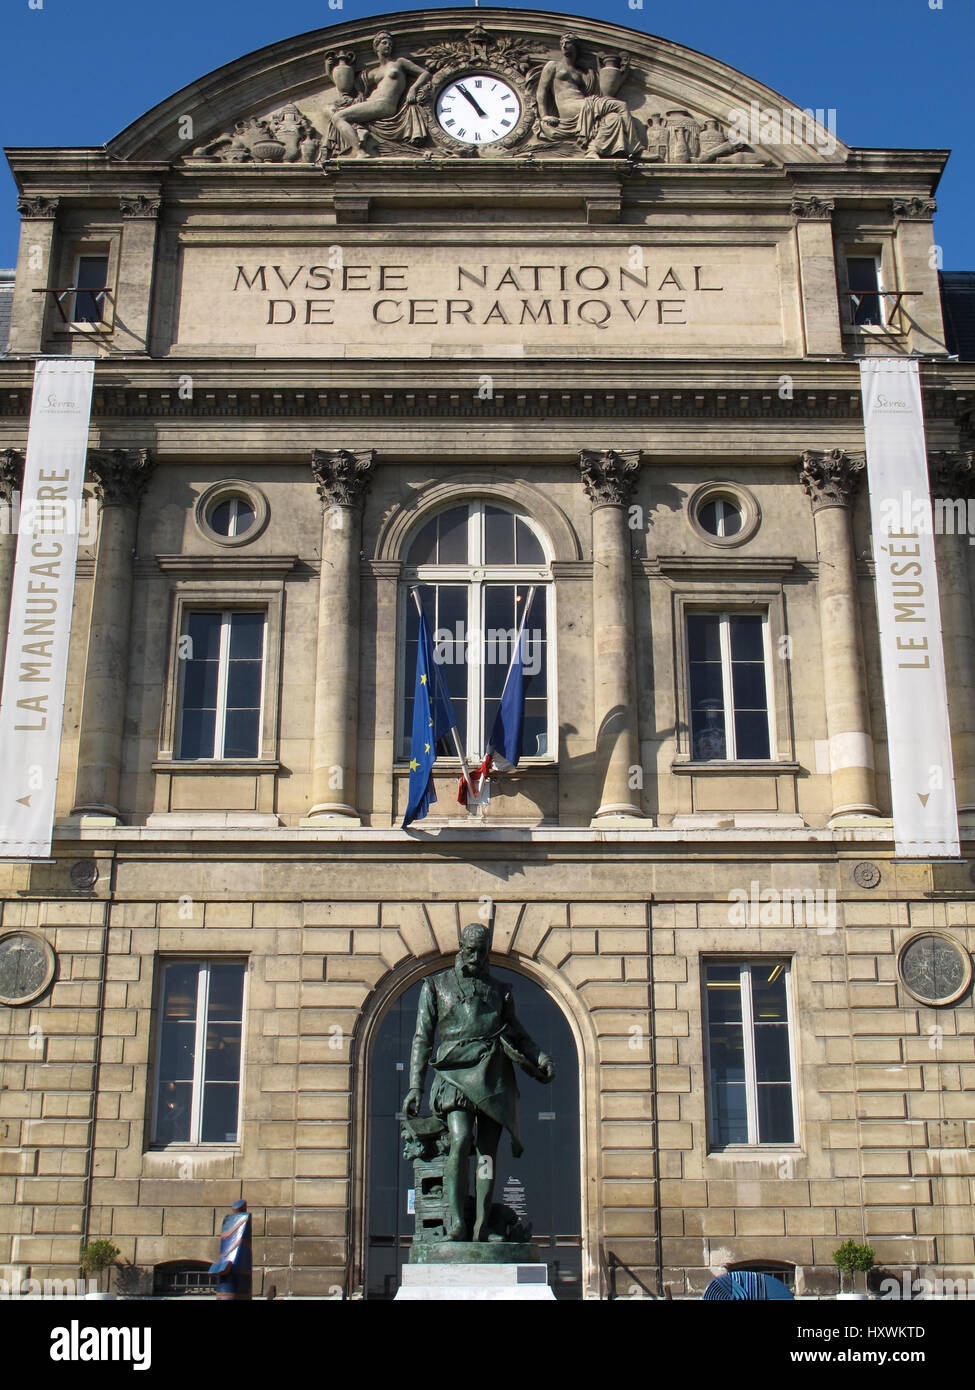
399, 500, 552, 764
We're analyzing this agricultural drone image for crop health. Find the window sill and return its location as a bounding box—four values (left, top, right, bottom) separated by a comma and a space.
671, 760, 800, 775
152, 759, 280, 773
392, 759, 556, 772
707, 1144, 803, 1157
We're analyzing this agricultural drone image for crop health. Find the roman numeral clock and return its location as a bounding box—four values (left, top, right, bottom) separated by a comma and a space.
427, 60, 534, 154
435, 74, 521, 145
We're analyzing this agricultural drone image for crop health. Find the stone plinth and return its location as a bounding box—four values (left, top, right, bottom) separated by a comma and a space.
395, 1260, 555, 1301
409, 1240, 538, 1265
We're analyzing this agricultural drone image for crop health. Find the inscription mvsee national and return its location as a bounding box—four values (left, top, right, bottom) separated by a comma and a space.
231, 259, 725, 329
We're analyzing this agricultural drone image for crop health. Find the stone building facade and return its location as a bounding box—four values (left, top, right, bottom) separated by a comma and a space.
0, 8, 974, 1298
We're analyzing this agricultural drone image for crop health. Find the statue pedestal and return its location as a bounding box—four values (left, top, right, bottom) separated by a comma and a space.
395, 1258, 555, 1301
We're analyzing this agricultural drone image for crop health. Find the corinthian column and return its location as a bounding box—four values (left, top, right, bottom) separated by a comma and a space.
799, 449, 879, 819
71, 449, 154, 821
305, 449, 375, 823
0, 449, 24, 681
580, 449, 646, 821
929, 450, 975, 815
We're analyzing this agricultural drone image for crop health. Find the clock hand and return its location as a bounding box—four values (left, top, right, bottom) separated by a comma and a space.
456, 83, 488, 119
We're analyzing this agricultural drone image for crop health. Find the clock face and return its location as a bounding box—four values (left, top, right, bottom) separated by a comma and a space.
0, 932, 56, 1005
435, 74, 521, 145
899, 933, 971, 1005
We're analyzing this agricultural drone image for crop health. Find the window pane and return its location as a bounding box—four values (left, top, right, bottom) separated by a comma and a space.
757, 1085, 794, 1144
201, 1084, 240, 1143
406, 517, 437, 566
209, 500, 233, 536
687, 613, 721, 661
847, 257, 882, 327
155, 1081, 193, 1145
484, 584, 515, 634
436, 585, 467, 635
751, 965, 788, 1022
223, 709, 260, 758
208, 963, 245, 1020
186, 611, 222, 661
516, 518, 545, 564
228, 612, 264, 660
485, 506, 515, 565
204, 1021, 242, 1083
754, 1025, 791, 1083
523, 704, 548, 757
711, 1082, 749, 1146
729, 614, 765, 661
181, 658, 218, 712
690, 661, 724, 706
734, 710, 770, 759
731, 662, 768, 711
74, 255, 108, 322
706, 966, 748, 1145
720, 501, 742, 536
179, 708, 216, 760
226, 661, 262, 711
232, 500, 255, 535
437, 507, 468, 564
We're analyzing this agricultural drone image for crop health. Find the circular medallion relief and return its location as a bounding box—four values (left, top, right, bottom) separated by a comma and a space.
0, 932, 57, 1006
69, 858, 99, 892
898, 932, 972, 1006
852, 861, 881, 889
435, 74, 522, 145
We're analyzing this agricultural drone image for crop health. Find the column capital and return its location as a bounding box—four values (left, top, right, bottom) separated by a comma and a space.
892, 196, 936, 221
929, 449, 975, 498
311, 448, 375, 510
87, 448, 155, 507
119, 193, 161, 219
17, 194, 60, 220
0, 448, 25, 503
579, 449, 642, 508
798, 448, 865, 512
791, 195, 834, 221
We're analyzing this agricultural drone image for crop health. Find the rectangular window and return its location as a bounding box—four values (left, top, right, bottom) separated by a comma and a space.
72, 254, 109, 324
402, 583, 549, 761
846, 255, 884, 327
704, 960, 797, 1147
176, 610, 265, 759
687, 611, 771, 760
153, 959, 246, 1146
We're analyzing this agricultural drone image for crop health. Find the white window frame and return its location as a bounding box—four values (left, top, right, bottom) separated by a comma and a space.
686, 608, 776, 761
397, 501, 555, 763
69, 251, 112, 328
703, 958, 800, 1150
151, 958, 247, 1148
175, 607, 268, 761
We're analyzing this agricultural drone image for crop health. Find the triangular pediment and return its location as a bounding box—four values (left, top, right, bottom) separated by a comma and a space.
107, 7, 849, 167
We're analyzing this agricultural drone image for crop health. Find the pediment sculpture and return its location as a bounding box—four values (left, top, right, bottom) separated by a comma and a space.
188, 25, 759, 166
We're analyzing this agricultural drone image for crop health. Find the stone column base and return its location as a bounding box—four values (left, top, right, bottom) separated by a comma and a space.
590, 810, 652, 827
300, 805, 362, 827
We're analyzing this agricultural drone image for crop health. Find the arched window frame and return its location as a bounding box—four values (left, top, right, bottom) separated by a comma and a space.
396, 499, 556, 765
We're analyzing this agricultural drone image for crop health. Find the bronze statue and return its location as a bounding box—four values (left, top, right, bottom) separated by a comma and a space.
403, 923, 554, 1242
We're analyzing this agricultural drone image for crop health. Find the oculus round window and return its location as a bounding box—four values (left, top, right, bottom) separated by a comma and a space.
688, 482, 760, 547
194, 481, 268, 547
209, 495, 255, 539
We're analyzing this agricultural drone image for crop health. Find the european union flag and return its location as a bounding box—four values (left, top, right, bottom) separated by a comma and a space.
402, 604, 459, 828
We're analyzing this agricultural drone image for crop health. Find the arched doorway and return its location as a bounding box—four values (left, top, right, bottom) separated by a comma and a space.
365, 963, 582, 1299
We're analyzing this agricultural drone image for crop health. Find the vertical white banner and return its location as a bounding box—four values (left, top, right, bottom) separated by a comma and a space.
860, 358, 959, 857
0, 360, 94, 858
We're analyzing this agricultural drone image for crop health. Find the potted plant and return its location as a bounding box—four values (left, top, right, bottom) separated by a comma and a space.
80, 1239, 121, 1299
833, 1239, 875, 1299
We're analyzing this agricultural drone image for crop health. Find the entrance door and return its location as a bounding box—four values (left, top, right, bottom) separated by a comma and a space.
366, 965, 581, 1299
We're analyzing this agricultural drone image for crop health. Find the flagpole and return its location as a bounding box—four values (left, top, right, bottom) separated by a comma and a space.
409, 586, 477, 803
475, 584, 537, 795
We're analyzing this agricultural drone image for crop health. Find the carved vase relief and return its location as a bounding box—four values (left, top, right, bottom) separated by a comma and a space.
189, 24, 760, 165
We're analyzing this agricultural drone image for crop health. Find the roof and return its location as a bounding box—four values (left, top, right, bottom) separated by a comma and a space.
940, 272, 975, 361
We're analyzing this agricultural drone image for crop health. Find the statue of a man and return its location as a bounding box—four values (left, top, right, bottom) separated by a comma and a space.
404, 923, 554, 1242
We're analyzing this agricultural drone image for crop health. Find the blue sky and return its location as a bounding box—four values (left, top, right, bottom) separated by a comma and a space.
2, 0, 973, 267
